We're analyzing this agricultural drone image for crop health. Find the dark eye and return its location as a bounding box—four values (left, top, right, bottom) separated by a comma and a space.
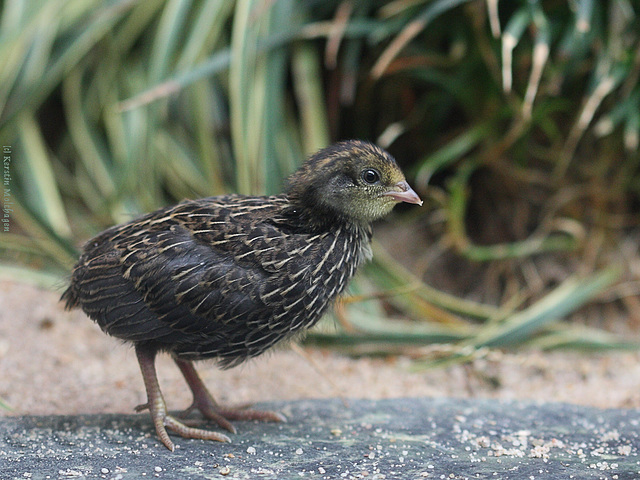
361, 168, 380, 184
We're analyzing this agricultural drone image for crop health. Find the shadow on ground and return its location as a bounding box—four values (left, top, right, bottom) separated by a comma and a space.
1, 397, 639, 479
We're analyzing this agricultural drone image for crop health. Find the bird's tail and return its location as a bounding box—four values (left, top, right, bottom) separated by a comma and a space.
60, 285, 79, 310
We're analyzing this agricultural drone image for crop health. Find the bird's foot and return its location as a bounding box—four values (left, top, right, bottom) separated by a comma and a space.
173, 358, 286, 433
160, 413, 231, 451
179, 397, 287, 434
135, 402, 230, 451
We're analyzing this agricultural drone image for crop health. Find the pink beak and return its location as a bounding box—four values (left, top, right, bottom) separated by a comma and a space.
383, 181, 423, 206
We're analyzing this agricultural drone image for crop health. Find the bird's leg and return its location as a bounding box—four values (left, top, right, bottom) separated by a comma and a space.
134, 345, 230, 451
174, 358, 286, 432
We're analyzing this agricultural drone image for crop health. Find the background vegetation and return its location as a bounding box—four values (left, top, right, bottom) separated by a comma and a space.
1, 0, 639, 365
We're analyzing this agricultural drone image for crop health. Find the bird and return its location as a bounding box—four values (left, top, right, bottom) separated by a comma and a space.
61, 140, 422, 451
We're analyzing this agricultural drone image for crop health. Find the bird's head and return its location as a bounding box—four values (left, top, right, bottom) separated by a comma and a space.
286, 140, 422, 226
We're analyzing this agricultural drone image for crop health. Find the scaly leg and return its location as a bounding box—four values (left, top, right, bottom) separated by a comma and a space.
134, 345, 230, 451
174, 358, 286, 432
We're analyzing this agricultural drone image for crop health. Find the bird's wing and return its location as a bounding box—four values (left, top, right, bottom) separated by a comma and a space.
106, 196, 329, 344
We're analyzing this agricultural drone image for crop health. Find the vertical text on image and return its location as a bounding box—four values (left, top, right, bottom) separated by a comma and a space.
3, 145, 11, 232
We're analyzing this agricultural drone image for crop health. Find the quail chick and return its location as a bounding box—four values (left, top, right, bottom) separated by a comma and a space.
62, 140, 422, 450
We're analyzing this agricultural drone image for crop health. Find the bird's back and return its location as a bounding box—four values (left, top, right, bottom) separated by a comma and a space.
63, 194, 371, 367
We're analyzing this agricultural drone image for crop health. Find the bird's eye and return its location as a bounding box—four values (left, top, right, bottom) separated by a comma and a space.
361, 169, 380, 184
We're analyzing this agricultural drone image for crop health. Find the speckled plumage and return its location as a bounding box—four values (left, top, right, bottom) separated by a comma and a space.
63, 194, 372, 368
62, 140, 422, 450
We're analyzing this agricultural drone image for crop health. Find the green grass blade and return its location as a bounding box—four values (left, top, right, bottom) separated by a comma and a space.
528, 324, 640, 351
0, 0, 134, 132
369, 242, 499, 320
1, 196, 77, 268
230, 0, 264, 194
17, 114, 71, 239
149, 0, 192, 83
414, 123, 489, 187
371, 0, 475, 78
176, 0, 234, 71
461, 235, 578, 262
62, 69, 116, 199
291, 43, 330, 154
0, 396, 12, 412
473, 267, 621, 348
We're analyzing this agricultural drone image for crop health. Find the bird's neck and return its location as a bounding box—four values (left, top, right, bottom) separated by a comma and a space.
283, 196, 372, 236
278, 199, 374, 266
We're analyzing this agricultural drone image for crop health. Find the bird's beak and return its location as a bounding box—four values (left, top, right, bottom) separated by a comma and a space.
382, 181, 423, 206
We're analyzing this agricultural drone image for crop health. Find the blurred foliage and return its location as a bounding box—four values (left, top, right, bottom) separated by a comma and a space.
1, 0, 639, 364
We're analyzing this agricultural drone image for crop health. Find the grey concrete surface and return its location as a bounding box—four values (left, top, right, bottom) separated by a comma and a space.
1, 397, 639, 479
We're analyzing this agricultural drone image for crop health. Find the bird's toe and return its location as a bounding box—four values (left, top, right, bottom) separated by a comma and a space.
163, 414, 231, 446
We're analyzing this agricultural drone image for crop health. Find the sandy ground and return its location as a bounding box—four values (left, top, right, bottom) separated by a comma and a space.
2, 280, 640, 417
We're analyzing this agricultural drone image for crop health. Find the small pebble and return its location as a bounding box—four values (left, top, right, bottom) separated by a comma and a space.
220, 466, 231, 476
154, 467, 162, 473
295, 448, 304, 455
247, 446, 257, 455
101, 468, 109, 474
